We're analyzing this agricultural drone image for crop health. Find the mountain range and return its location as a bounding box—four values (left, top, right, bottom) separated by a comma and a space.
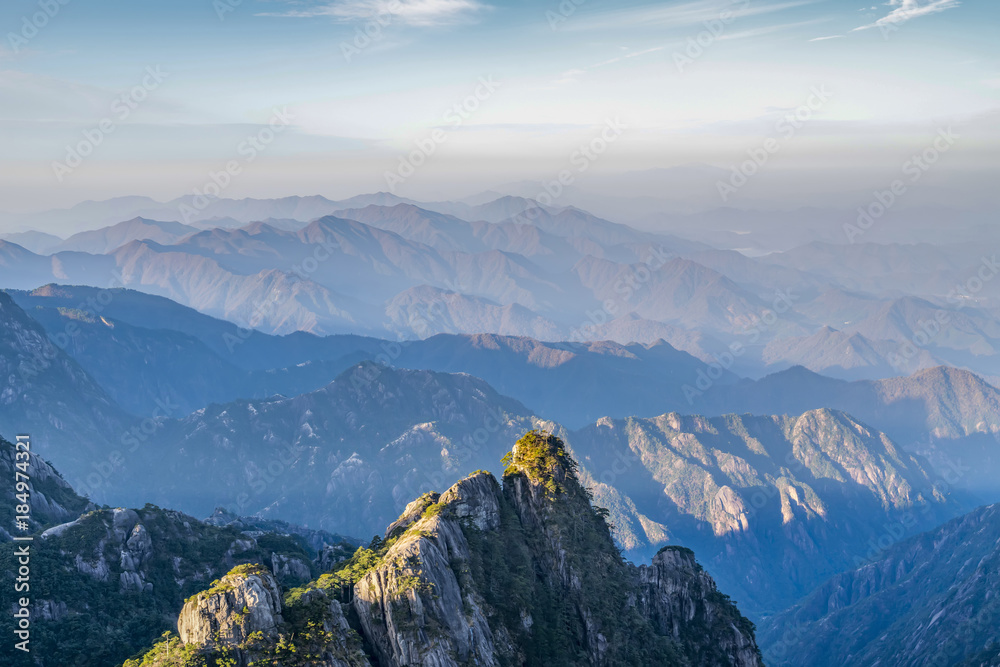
0, 432, 765, 667
5, 194, 1000, 386
3, 191, 1000, 664
1, 284, 979, 620
759, 501, 1000, 666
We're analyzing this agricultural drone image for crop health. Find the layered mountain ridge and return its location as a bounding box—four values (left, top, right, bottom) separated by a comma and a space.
8, 193, 1000, 385
759, 501, 1000, 666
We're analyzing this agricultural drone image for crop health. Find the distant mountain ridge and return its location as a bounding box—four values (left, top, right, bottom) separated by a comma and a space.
759, 501, 1000, 666
0, 290, 980, 622
0, 290, 129, 474
6, 193, 1000, 386
51, 217, 199, 255
10, 285, 1000, 503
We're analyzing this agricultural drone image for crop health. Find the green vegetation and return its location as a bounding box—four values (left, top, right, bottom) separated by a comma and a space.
287, 534, 396, 607
0, 506, 312, 667
421, 499, 447, 520
122, 632, 209, 667
186, 563, 271, 605
461, 433, 684, 665
56, 306, 97, 322
8, 431, 763, 667
657, 544, 696, 558
503, 429, 581, 498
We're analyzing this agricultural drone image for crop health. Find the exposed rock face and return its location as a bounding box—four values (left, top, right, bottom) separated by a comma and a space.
637, 547, 762, 667
353, 473, 506, 667
570, 408, 958, 616
59, 508, 156, 593
270, 552, 312, 581
295, 589, 373, 667
132, 432, 762, 667
0, 435, 92, 540
178, 565, 283, 647
348, 432, 762, 667
382, 491, 440, 538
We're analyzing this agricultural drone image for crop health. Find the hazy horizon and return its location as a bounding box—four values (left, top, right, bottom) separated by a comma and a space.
2, 0, 997, 218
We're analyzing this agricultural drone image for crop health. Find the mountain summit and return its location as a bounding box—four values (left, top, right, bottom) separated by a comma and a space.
125, 431, 762, 667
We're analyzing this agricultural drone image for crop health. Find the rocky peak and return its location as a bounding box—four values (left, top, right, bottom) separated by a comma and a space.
503, 429, 581, 500
382, 491, 440, 538
637, 546, 761, 666
128, 432, 763, 667
177, 563, 282, 648
353, 472, 505, 666
437, 470, 502, 530
0, 435, 92, 539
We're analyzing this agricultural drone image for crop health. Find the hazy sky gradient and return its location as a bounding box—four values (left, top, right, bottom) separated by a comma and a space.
1, 0, 997, 211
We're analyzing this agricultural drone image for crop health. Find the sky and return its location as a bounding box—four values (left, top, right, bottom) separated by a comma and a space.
0, 0, 997, 213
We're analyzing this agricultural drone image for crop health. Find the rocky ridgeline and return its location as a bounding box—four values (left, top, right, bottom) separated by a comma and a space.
0, 492, 320, 667
178, 565, 284, 646
0, 435, 92, 539
129, 431, 762, 666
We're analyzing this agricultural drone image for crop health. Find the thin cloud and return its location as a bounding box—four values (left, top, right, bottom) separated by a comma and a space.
591, 45, 667, 68
854, 0, 960, 31
551, 46, 666, 86
717, 18, 831, 41
260, 0, 488, 26
560, 0, 823, 32
553, 68, 586, 86
809, 34, 844, 41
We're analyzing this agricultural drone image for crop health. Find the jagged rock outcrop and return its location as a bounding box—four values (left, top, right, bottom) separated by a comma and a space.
382, 491, 440, 538
570, 408, 959, 616
0, 491, 319, 667
0, 435, 92, 540
271, 552, 312, 581
127, 431, 762, 667
347, 431, 762, 666
293, 589, 373, 667
637, 547, 762, 667
353, 473, 507, 667
50, 508, 156, 593
178, 564, 283, 647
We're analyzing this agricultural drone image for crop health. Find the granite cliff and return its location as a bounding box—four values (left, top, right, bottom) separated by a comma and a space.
128, 431, 761, 666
